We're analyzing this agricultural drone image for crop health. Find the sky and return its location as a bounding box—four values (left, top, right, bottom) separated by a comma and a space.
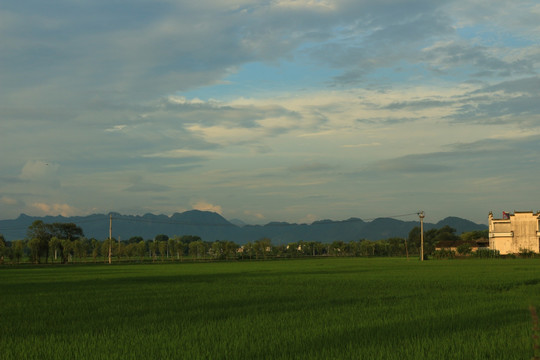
1, 0, 539, 225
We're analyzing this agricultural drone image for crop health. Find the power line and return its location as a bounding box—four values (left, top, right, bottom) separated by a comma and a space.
360, 212, 421, 222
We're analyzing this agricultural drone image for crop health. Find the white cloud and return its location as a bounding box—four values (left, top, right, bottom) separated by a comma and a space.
167, 96, 206, 105
298, 214, 319, 224
30, 202, 79, 217
273, 0, 336, 10
105, 125, 128, 133
142, 149, 213, 160
191, 201, 223, 215
1, 196, 19, 206
244, 210, 266, 220
342, 143, 381, 148
0, 0, 538, 224
185, 124, 267, 146
298, 130, 336, 138
19, 161, 60, 183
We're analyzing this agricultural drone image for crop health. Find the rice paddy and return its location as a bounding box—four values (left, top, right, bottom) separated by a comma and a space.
1, 258, 539, 359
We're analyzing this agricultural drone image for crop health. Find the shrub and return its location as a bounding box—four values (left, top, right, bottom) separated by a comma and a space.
473, 248, 500, 258
519, 248, 536, 258
457, 243, 473, 255
433, 249, 456, 259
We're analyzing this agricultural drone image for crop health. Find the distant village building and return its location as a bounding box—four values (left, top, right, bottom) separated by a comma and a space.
488, 211, 540, 254
434, 242, 484, 253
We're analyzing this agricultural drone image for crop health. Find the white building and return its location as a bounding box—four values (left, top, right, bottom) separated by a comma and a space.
488, 211, 540, 254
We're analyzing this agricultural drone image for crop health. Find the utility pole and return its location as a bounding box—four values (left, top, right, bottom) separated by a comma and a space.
418, 211, 425, 261
108, 214, 112, 264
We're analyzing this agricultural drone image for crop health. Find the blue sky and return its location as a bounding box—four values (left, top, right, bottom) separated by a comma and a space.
1, 0, 539, 225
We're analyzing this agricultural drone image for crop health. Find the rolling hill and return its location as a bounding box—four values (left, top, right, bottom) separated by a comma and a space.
0, 211, 488, 244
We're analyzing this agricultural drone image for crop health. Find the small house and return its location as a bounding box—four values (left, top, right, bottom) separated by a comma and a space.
488, 211, 540, 254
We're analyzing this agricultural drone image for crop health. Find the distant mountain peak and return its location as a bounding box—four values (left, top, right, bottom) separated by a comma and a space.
435, 216, 487, 233
312, 219, 335, 225
1, 212, 487, 243
170, 210, 233, 226
229, 218, 247, 227
265, 221, 295, 227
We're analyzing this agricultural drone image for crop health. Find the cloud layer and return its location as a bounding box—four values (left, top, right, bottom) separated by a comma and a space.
1, 0, 539, 225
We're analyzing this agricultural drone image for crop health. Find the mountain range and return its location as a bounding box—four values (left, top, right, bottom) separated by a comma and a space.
0, 211, 488, 244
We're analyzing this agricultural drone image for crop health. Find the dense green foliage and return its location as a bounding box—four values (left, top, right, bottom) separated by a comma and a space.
1, 258, 539, 359
0, 223, 497, 265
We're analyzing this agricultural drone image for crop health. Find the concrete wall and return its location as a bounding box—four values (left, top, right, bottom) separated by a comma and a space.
489, 212, 540, 254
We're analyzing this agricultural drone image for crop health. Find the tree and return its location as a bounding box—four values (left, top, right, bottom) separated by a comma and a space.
189, 240, 206, 260
330, 240, 345, 256
304, 241, 318, 256
158, 241, 167, 261
73, 238, 89, 262
101, 239, 113, 263
173, 237, 185, 261
373, 241, 389, 256
388, 237, 406, 256
91, 239, 100, 263
426, 226, 460, 255
61, 239, 74, 263
27, 221, 84, 263
50, 222, 84, 241
4, 246, 14, 264
149, 241, 158, 262
168, 238, 176, 260
314, 242, 326, 256
341, 241, 354, 256
343, 241, 355, 256
128, 236, 144, 244
198, 241, 208, 259
27, 220, 51, 263
457, 243, 473, 256
13, 240, 24, 264
243, 242, 254, 260
124, 243, 137, 260
28, 238, 41, 264
407, 226, 422, 255
254, 238, 271, 259
359, 240, 374, 256
0, 234, 5, 264
224, 241, 238, 260
211, 241, 225, 260
116, 241, 125, 261
460, 230, 489, 242
286, 242, 300, 257
49, 237, 62, 263
180, 235, 201, 244
137, 241, 147, 262
188, 241, 198, 259
432, 226, 460, 243
154, 234, 169, 243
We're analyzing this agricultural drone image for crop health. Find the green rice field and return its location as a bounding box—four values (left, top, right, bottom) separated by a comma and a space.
1, 258, 539, 359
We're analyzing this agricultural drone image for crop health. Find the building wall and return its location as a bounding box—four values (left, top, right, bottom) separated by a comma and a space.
489, 211, 540, 254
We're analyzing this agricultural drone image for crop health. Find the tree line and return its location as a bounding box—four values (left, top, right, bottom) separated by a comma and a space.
0, 220, 491, 265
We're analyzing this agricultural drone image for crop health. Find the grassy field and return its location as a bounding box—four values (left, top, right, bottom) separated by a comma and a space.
1, 258, 539, 359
